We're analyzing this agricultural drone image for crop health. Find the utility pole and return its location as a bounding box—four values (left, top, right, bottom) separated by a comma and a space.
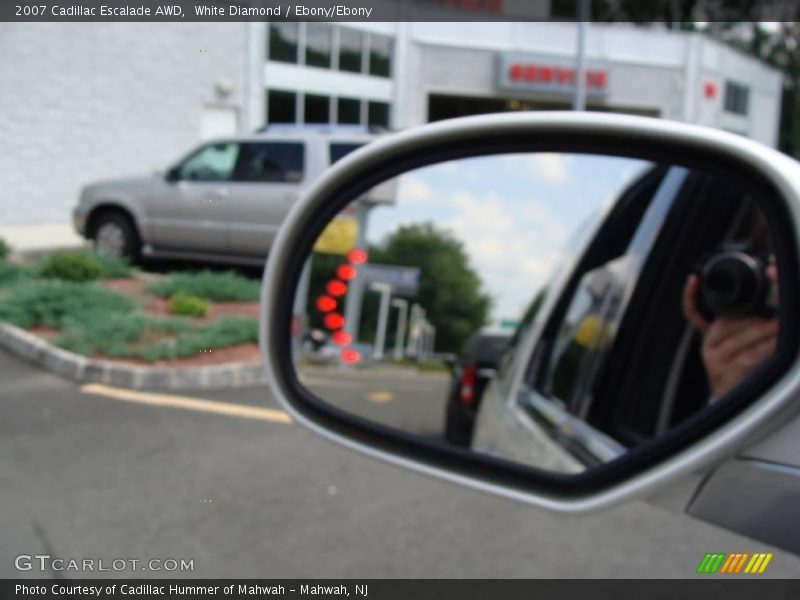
370, 282, 392, 361
391, 298, 408, 361
573, 0, 590, 111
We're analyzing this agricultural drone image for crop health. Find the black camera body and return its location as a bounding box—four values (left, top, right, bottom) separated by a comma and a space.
697, 243, 776, 319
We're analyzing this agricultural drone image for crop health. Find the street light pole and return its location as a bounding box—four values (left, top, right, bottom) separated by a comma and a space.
371, 282, 392, 361
573, 0, 589, 111
391, 298, 408, 361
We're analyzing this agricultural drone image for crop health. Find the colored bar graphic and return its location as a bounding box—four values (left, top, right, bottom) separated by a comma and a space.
744, 553, 774, 574
733, 553, 750, 573
697, 553, 727, 574
699, 552, 773, 574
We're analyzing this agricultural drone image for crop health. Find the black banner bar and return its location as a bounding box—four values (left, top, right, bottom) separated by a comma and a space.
2, 0, 800, 22
4, 580, 800, 600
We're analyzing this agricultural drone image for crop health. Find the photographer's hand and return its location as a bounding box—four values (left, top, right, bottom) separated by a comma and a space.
682, 267, 778, 399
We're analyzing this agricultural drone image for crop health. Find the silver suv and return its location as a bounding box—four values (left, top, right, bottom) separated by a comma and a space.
72, 128, 379, 265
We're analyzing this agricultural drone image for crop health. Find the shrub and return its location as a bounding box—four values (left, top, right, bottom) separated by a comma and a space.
55, 313, 191, 358
54, 314, 258, 362
37, 252, 105, 282
146, 270, 260, 302
94, 253, 137, 278
168, 292, 209, 317
0, 261, 33, 287
0, 280, 136, 329
0, 238, 10, 260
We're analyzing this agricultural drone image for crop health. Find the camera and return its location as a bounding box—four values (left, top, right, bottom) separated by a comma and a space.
697, 244, 777, 319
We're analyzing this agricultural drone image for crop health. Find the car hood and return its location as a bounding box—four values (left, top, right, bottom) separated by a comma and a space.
80, 174, 161, 201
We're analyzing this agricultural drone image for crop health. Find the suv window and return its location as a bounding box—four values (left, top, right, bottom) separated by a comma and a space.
235, 142, 304, 183
178, 143, 239, 182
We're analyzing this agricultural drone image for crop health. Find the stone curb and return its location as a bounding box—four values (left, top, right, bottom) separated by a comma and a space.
0, 323, 267, 391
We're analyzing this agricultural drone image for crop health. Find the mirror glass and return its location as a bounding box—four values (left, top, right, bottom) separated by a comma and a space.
291, 152, 780, 475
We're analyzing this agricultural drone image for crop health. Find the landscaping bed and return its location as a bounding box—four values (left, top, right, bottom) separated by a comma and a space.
0, 247, 263, 367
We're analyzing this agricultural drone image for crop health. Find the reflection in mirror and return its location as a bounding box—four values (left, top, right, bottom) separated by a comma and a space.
291, 152, 780, 476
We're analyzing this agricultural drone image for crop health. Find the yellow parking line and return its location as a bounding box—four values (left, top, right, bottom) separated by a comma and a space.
80, 384, 292, 425
366, 390, 394, 403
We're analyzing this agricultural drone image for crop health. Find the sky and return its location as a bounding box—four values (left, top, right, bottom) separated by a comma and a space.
348, 152, 651, 322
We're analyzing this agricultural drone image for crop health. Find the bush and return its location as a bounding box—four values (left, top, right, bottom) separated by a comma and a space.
94, 253, 137, 278
146, 270, 260, 302
55, 313, 191, 358
54, 314, 258, 362
36, 251, 136, 281
37, 252, 105, 282
168, 292, 209, 317
0, 280, 137, 329
0, 261, 33, 287
0, 238, 10, 260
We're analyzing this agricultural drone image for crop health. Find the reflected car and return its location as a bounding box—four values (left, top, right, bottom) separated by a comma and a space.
443, 327, 511, 446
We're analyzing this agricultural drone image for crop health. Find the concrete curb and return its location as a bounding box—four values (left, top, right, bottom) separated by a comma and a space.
0, 322, 267, 391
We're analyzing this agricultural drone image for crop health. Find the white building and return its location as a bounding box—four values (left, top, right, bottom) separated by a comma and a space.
0, 21, 783, 243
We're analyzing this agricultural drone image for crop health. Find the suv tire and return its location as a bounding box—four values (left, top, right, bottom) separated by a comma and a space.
91, 211, 140, 261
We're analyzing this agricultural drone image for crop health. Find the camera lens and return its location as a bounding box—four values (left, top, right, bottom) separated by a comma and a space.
700, 251, 765, 317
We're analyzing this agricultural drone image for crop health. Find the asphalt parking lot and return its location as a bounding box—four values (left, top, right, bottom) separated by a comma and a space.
2, 348, 799, 579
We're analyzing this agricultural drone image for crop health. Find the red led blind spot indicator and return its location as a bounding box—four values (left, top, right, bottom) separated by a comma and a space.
336, 264, 357, 281
326, 280, 348, 297
347, 248, 367, 264
324, 312, 345, 331
316, 295, 337, 313
341, 348, 360, 364
331, 331, 352, 346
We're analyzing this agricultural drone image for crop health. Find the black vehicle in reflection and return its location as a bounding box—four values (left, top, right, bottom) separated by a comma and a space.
443, 327, 512, 446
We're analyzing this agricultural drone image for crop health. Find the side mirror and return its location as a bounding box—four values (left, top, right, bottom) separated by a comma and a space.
260, 113, 800, 532
164, 167, 180, 183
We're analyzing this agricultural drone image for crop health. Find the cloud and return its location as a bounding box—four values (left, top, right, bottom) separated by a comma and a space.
441, 190, 568, 319
505, 153, 570, 185
398, 177, 435, 204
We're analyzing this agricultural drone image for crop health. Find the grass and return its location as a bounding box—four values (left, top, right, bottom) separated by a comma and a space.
0, 260, 34, 287
94, 253, 137, 278
54, 314, 258, 362
146, 270, 260, 302
0, 280, 137, 329
36, 251, 137, 281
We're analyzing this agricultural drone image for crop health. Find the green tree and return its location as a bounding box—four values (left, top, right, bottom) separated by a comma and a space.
366, 223, 491, 355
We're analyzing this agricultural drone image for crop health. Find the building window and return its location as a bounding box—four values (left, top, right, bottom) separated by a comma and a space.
724, 81, 749, 116
339, 28, 364, 73
305, 23, 332, 68
267, 90, 296, 123
368, 101, 390, 128
337, 97, 361, 125
268, 23, 299, 64
368, 34, 392, 77
305, 94, 330, 124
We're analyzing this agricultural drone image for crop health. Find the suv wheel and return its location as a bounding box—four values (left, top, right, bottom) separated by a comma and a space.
92, 212, 140, 260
